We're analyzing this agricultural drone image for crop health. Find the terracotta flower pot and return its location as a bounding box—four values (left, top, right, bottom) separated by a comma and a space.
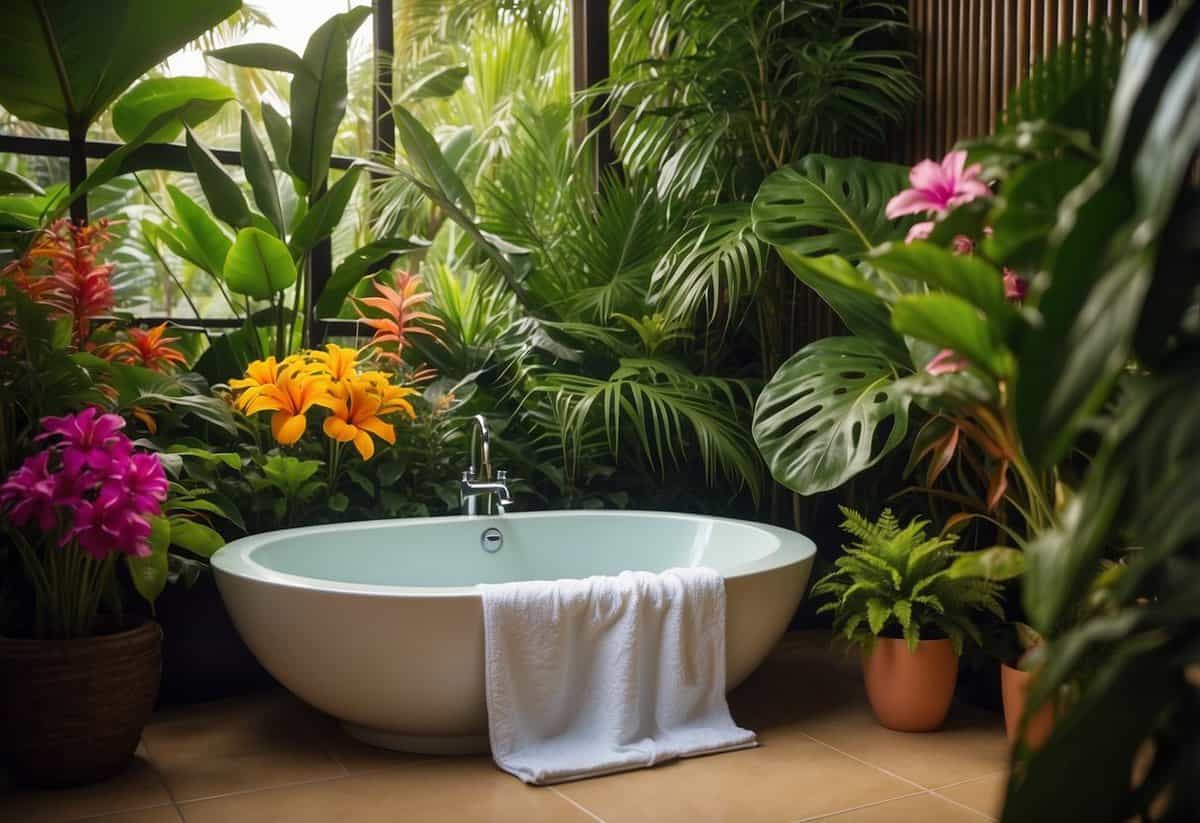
1000, 663, 1055, 750
0, 618, 162, 787
861, 637, 958, 732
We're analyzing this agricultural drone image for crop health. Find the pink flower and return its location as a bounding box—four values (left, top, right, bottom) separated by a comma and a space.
120, 453, 168, 515
37, 407, 130, 475
925, 349, 969, 376
951, 235, 975, 255
1003, 268, 1028, 302
66, 486, 152, 559
0, 452, 59, 531
905, 221, 935, 244
887, 150, 992, 219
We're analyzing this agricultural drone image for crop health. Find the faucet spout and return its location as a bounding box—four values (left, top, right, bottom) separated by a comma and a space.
461, 417, 513, 515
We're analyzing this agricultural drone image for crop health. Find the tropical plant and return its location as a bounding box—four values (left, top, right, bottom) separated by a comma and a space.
812, 506, 1021, 653
994, 4, 1200, 820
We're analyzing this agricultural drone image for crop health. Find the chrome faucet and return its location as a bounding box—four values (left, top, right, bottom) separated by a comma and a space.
460, 415, 513, 515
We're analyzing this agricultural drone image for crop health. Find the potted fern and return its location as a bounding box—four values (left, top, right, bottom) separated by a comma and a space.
813, 507, 1021, 732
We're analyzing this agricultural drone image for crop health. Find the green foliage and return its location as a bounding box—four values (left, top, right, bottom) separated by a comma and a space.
112, 77, 236, 144
223, 228, 297, 300
812, 507, 1011, 654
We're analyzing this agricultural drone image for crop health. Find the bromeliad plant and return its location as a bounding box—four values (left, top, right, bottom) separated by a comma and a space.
813, 507, 1021, 654
0, 410, 168, 639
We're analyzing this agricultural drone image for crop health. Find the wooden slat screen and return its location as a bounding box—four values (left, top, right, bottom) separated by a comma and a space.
898, 0, 1148, 162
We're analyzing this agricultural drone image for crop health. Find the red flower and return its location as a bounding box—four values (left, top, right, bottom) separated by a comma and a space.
354, 270, 444, 362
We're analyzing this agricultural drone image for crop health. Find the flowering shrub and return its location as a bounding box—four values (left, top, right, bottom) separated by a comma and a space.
99, 323, 189, 372
229, 344, 417, 460
0, 408, 168, 638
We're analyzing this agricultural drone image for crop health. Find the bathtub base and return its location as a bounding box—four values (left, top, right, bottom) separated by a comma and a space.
342, 722, 491, 755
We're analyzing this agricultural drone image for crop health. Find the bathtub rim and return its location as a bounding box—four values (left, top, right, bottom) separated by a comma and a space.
211, 509, 816, 598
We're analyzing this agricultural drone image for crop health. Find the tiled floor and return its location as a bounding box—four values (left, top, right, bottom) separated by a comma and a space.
1, 632, 1011, 822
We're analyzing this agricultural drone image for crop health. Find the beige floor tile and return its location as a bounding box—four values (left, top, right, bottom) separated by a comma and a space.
555, 735, 916, 823
795, 700, 1008, 789
0, 756, 172, 823
72, 807, 184, 823
177, 758, 595, 823
154, 745, 346, 802
936, 772, 1009, 819
810, 792, 989, 822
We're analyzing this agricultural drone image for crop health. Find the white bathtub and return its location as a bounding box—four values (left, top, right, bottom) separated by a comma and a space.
212, 510, 815, 754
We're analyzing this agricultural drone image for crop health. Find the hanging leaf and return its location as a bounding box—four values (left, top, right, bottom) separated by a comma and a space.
0, 0, 239, 130
314, 237, 430, 319
892, 293, 1014, 379
261, 100, 293, 176
224, 228, 297, 300
288, 7, 372, 191
752, 154, 912, 262
288, 165, 364, 254
753, 337, 913, 495
168, 517, 225, 558
126, 515, 170, 604
185, 128, 251, 229
112, 76, 234, 143
393, 104, 475, 214
397, 65, 468, 103
240, 111, 286, 237
206, 43, 308, 76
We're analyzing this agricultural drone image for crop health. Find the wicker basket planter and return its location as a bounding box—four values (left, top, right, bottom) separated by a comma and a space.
0, 618, 162, 787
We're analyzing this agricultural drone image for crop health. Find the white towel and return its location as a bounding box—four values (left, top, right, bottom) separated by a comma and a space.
479, 567, 757, 785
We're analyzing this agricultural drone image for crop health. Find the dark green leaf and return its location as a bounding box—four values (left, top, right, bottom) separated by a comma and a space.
397, 65, 468, 102
168, 518, 225, 558
393, 104, 475, 213
288, 165, 364, 253
261, 100, 293, 176
166, 185, 232, 276
288, 7, 371, 191
126, 515, 169, 604
0, 170, 45, 196
185, 128, 251, 229
240, 111, 286, 237
206, 43, 308, 75
892, 294, 1013, 378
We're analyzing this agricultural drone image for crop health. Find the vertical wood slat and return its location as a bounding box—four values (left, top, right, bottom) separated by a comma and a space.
897, 0, 1147, 163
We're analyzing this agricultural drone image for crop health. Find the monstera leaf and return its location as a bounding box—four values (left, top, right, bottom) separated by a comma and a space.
753, 337, 914, 495
752, 154, 912, 262
0, 1, 238, 130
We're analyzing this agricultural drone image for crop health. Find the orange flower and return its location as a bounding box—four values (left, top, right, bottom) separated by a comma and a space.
311, 343, 358, 381
322, 378, 397, 460
354, 270, 443, 361
102, 324, 188, 371
357, 371, 418, 419
238, 364, 334, 445
229, 357, 282, 412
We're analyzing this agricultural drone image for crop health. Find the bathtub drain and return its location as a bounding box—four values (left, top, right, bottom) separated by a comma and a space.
481, 527, 504, 553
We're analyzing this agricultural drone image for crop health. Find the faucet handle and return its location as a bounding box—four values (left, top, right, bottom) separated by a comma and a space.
496, 470, 508, 482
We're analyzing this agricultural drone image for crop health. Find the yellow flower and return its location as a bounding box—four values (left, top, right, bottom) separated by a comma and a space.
358, 370, 418, 419
312, 343, 359, 382
242, 365, 335, 445
322, 378, 396, 460
228, 357, 281, 412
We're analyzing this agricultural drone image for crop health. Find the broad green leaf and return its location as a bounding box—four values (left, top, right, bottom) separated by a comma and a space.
871, 243, 1012, 320
0, 0, 239, 129
397, 65, 468, 102
314, 237, 429, 319
752, 154, 912, 262
948, 548, 1025, 581
185, 128, 251, 229
224, 228, 297, 300
891, 294, 1013, 378
393, 104, 475, 213
779, 251, 911, 366
165, 445, 241, 470
167, 185, 232, 276
289, 7, 371, 190
112, 76, 234, 143
753, 337, 912, 495
240, 111, 286, 237
261, 100, 293, 176
168, 518, 225, 558
126, 515, 170, 604
288, 165, 364, 254
206, 43, 308, 75
0, 170, 44, 196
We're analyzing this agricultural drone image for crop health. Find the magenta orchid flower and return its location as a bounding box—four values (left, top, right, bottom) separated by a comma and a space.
887, 150, 991, 220
905, 221, 935, 244
37, 407, 131, 475
67, 487, 154, 559
0, 452, 60, 531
